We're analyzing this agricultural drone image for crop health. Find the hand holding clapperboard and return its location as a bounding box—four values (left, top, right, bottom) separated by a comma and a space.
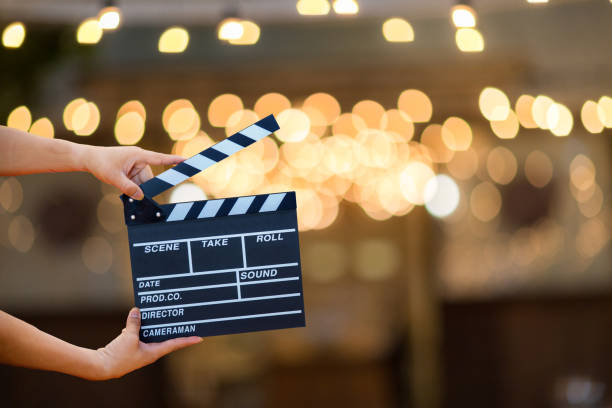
121, 114, 305, 342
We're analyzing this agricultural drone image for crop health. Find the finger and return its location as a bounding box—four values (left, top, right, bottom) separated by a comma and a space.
131, 165, 154, 184
147, 337, 202, 358
143, 151, 185, 166
119, 175, 144, 200
125, 307, 141, 335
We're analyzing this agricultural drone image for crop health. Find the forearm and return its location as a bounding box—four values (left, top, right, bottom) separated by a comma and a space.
0, 125, 91, 176
0, 310, 104, 380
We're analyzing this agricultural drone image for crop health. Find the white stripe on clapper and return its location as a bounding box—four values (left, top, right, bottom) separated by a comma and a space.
157, 168, 190, 186
213, 139, 244, 156
198, 199, 224, 218
228, 196, 256, 215
184, 154, 217, 171
259, 193, 286, 212
167, 202, 194, 222
241, 124, 270, 141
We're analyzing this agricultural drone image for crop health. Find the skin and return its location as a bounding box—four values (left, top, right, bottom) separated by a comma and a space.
0, 125, 202, 380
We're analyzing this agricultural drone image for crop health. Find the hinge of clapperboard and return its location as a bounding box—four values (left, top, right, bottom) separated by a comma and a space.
120, 114, 292, 224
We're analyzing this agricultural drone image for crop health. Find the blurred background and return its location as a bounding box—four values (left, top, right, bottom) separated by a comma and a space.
0, 0, 611, 407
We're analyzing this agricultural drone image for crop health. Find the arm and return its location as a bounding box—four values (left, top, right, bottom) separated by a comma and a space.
0, 308, 202, 380
0, 126, 183, 199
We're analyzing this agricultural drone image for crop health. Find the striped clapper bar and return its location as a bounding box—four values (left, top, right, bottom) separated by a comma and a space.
121, 114, 305, 342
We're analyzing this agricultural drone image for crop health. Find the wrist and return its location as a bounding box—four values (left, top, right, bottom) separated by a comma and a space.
80, 348, 111, 381
71, 143, 97, 173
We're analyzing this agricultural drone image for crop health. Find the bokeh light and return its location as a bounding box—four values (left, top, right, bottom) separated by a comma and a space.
218, 18, 244, 41
0, 178, 23, 213
158, 26, 189, 53
303, 92, 341, 125
425, 175, 460, 218
98, 6, 122, 30
72, 101, 100, 136
570, 154, 596, 191
208, 94, 243, 127
169, 183, 207, 203
575, 218, 609, 258
115, 112, 145, 145
63, 98, 86, 131
578, 184, 603, 218
446, 148, 478, 180
8, 215, 35, 253
82, 236, 113, 274
487, 146, 517, 185
581, 100, 604, 134
228, 20, 260, 45
451, 5, 477, 28
255, 93, 291, 117
7, 105, 32, 132
490, 110, 519, 139
531, 95, 554, 129
398, 89, 432, 123
97, 194, 124, 233
352, 100, 385, 129
276, 109, 311, 143
163, 99, 200, 140
400, 161, 436, 205
421, 124, 454, 163
596, 96, 612, 127
333, 0, 359, 15
76, 18, 103, 44
382, 18, 414, 42
29, 118, 54, 138
380, 109, 414, 141
470, 181, 502, 222
225, 109, 259, 136
455, 28, 484, 52
296, 0, 331, 15
479, 87, 510, 121
442, 117, 472, 151
2, 22, 25, 48
524, 150, 553, 188
515, 95, 538, 128
354, 239, 399, 280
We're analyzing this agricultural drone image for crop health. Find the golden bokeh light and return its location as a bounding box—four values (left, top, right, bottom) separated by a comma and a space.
575, 218, 609, 258
515, 95, 538, 128
425, 174, 460, 218
77, 18, 103, 44
0, 177, 23, 213
548, 103, 573, 136
159, 26, 189, 53
208, 94, 243, 127
228, 20, 260, 45
254, 93, 291, 117
296, 0, 331, 15
382, 18, 414, 42
355, 129, 396, 168
578, 184, 603, 218
169, 182, 207, 203
301, 106, 327, 137
8, 215, 35, 253
281, 140, 323, 170
333, 0, 359, 15
276, 109, 311, 143
570, 154, 596, 191
29, 117, 54, 139
596, 96, 612, 127
487, 146, 517, 185
490, 110, 519, 139
7, 105, 32, 132
303, 92, 341, 125
98, 6, 122, 30
296, 189, 324, 231
446, 148, 478, 180
470, 181, 502, 222
581, 100, 604, 134
400, 161, 436, 205
82, 236, 113, 274
2, 22, 26, 48
332, 113, 366, 137
380, 109, 414, 141
570, 180, 597, 204
421, 124, 454, 163
63, 98, 86, 131
168, 107, 201, 140
72, 101, 100, 136
455, 28, 484, 52
479, 87, 510, 121
441, 116, 472, 151
524, 150, 553, 188
217, 18, 243, 41
531, 95, 554, 129
398, 89, 432, 123
451, 5, 477, 28
352, 100, 385, 129
115, 112, 145, 145
118, 100, 146, 121
225, 109, 259, 136
322, 134, 357, 176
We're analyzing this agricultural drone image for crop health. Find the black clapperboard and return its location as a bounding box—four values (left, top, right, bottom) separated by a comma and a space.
121, 114, 305, 342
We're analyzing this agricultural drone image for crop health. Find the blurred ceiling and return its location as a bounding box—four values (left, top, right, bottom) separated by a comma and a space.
0, 0, 582, 24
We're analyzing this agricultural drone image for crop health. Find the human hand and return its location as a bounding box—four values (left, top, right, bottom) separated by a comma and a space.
82, 146, 184, 200
94, 308, 202, 380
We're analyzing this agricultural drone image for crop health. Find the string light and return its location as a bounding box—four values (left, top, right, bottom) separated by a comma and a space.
2, 22, 26, 48
98, 1, 122, 30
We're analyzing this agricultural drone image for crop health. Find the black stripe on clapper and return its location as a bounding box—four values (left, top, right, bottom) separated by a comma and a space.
215, 197, 238, 217
173, 162, 201, 178
247, 194, 268, 213
141, 178, 173, 198
201, 147, 228, 162
228, 133, 256, 148
185, 201, 205, 220
277, 192, 297, 211
257, 114, 281, 132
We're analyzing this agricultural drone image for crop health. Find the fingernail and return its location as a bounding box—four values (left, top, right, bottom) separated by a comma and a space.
130, 309, 140, 319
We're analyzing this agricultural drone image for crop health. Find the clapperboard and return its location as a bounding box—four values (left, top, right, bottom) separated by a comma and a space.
121, 114, 305, 342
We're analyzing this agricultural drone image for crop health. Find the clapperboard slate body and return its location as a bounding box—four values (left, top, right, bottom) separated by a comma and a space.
121, 115, 305, 342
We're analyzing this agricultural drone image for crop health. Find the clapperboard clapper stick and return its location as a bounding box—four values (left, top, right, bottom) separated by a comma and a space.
120, 114, 305, 342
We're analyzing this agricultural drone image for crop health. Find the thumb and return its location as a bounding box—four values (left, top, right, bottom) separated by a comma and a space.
119, 176, 144, 200
125, 307, 141, 335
